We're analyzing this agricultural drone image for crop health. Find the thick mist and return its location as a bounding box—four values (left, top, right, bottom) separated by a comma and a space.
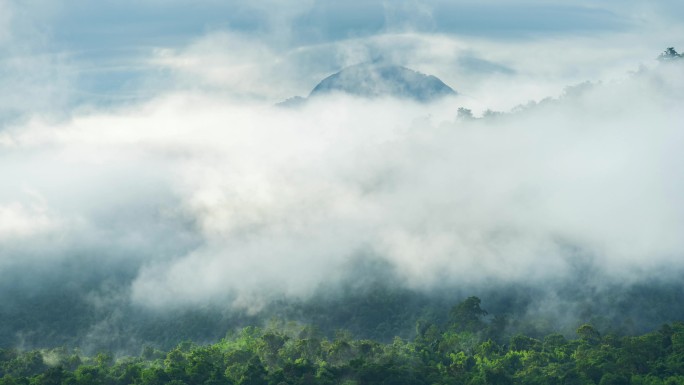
2, 0, 684, 350
2, 60, 684, 350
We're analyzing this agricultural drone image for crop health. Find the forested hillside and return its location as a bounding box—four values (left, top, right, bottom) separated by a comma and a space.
3, 258, 684, 353
2, 297, 683, 385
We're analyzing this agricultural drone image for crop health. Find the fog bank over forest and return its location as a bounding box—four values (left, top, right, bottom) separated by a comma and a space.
1, 0, 684, 352
2, 59, 683, 351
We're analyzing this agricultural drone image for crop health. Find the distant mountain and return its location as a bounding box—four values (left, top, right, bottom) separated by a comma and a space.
278, 63, 456, 106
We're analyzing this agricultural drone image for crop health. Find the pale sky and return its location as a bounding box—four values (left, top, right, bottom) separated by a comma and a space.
1, 0, 682, 121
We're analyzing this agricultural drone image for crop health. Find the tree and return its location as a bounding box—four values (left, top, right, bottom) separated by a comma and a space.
237, 357, 266, 385
185, 346, 226, 385
164, 348, 188, 382
509, 334, 541, 352
599, 373, 629, 385
450, 297, 488, 333
457, 107, 474, 120
659, 47, 682, 61
576, 324, 601, 345
34, 366, 68, 385
74, 365, 104, 385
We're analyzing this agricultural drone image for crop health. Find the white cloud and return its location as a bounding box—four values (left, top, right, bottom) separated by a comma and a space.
5, 60, 681, 309
2, 3, 684, 312
150, 33, 284, 99
143, 25, 679, 113
0, 196, 60, 242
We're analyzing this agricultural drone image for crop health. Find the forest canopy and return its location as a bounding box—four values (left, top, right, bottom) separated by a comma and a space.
2, 297, 684, 385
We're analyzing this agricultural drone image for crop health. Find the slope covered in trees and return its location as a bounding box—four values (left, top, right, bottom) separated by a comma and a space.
2, 297, 683, 385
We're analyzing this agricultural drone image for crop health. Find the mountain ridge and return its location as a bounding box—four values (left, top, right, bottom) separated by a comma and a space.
279, 63, 456, 106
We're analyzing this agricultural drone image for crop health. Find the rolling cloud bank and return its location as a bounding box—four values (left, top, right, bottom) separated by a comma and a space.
1, 0, 684, 352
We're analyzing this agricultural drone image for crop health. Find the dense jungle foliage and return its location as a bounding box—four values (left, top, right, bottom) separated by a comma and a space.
2, 297, 684, 385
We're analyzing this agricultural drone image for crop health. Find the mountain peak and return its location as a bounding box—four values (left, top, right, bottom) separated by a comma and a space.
278, 63, 456, 107
309, 63, 456, 102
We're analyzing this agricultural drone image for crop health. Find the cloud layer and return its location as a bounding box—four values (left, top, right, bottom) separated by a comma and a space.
2, 59, 683, 313
1, 1, 684, 348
